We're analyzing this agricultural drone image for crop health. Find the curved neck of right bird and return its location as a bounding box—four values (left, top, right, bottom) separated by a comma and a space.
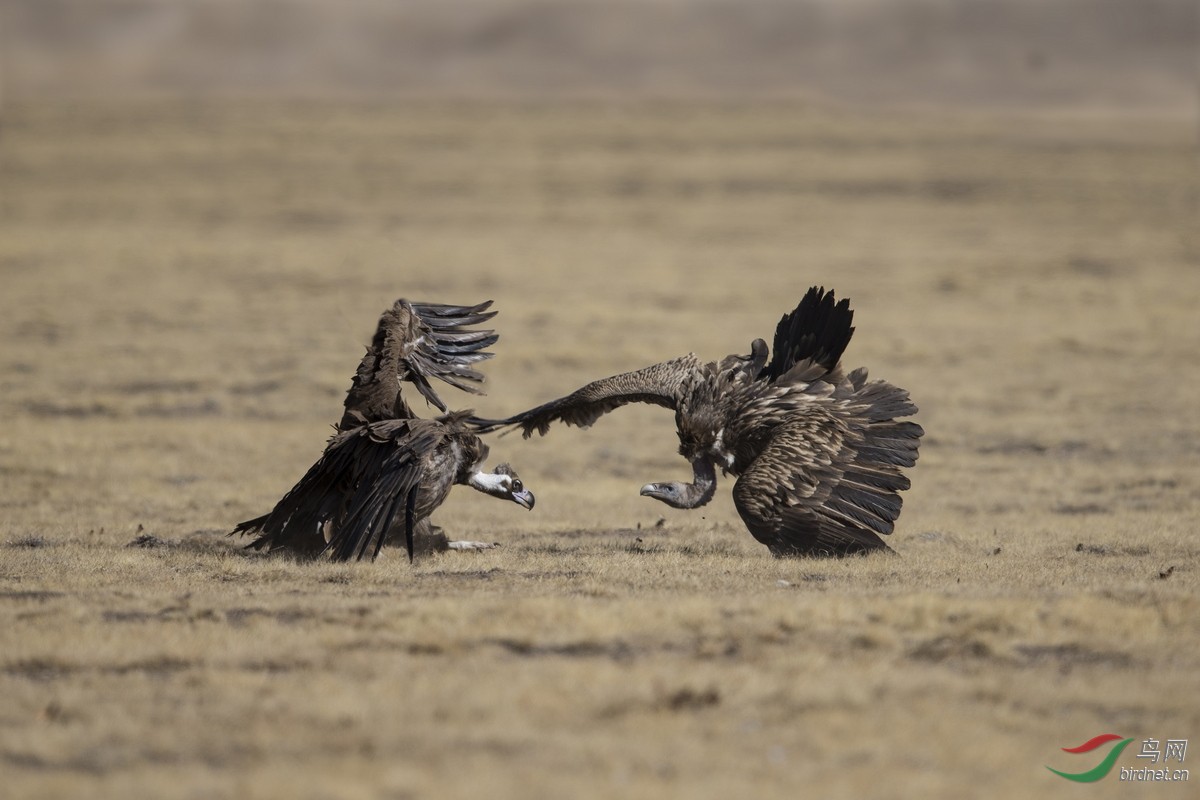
679, 456, 717, 508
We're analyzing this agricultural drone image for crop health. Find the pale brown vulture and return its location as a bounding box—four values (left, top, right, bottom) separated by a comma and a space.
475, 287, 921, 557
233, 300, 534, 562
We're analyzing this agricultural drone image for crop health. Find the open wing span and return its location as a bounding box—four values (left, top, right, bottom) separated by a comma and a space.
472, 355, 701, 437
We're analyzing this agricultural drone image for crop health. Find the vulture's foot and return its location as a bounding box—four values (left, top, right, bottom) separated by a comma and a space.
446, 539, 501, 551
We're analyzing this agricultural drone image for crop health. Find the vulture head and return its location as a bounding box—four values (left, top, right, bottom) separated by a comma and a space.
639, 481, 691, 509
468, 462, 536, 510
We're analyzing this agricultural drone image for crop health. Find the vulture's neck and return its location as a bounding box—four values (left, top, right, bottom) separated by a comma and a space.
645, 456, 717, 509
681, 456, 718, 507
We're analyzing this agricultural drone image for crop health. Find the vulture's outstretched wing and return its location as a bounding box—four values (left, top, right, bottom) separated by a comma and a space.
731, 372, 922, 557
759, 286, 855, 384
232, 419, 441, 562
341, 300, 498, 428
472, 355, 701, 437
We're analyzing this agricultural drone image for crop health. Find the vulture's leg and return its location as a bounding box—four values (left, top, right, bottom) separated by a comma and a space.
400, 518, 448, 556
445, 539, 501, 551
439, 523, 500, 551
415, 520, 499, 553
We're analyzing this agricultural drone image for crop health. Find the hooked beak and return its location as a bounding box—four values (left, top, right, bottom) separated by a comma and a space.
639, 483, 659, 498
511, 489, 535, 510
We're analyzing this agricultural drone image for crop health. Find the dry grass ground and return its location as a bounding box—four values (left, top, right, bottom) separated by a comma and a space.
1, 100, 1198, 798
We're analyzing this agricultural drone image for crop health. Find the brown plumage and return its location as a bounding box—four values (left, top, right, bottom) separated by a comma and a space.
475, 287, 921, 557
232, 300, 534, 562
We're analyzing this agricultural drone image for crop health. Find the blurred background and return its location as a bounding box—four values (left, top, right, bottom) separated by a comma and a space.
3, 0, 1196, 111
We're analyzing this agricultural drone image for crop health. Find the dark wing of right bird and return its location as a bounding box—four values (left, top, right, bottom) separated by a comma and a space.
758, 286, 855, 384
731, 371, 922, 557
471, 355, 702, 437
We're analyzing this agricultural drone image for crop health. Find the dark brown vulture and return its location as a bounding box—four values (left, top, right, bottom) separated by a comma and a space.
475, 287, 921, 557
233, 300, 534, 562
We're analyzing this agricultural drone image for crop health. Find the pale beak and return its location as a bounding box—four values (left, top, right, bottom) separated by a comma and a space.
511, 489, 535, 510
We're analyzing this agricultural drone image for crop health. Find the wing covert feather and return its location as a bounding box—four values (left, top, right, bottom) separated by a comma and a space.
731, 386, 922, 557
341, 300, 498, 427
476, 355, 701, 437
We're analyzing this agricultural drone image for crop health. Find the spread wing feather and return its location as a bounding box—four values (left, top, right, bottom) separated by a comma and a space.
760, 286, 855, 384
407, 301, 499, 399
341, 300, 498, 427
472, 355, 701, 437
732, 378, 922, 557
232, 420, 440, 562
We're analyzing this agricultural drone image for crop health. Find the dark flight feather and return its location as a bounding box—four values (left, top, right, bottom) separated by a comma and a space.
759, 286, 855, 384
472, 355, 699, 437
340, 300, 498, 428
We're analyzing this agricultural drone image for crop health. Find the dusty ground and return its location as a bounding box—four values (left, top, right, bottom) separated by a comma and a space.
1, 100, 1198, 798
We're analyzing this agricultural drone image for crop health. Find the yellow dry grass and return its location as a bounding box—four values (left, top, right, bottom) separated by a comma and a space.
1, 100, 1198, 799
